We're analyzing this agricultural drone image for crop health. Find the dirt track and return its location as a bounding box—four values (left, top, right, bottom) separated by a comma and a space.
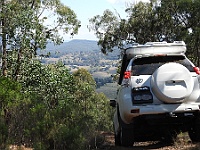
9, 132, 200, 150
97, 132, 200, 150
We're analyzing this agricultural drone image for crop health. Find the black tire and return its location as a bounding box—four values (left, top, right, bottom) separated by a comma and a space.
114, 130, 121, 146
114, 106, 122, 146
116, 106, 134, 147
120, 126, 134, 147
188, 116, 200, 142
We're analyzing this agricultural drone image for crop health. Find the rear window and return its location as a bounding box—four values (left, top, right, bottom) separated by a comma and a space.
131, 55, 194, 75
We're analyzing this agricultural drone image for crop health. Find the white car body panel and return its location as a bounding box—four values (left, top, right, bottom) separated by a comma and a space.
112, 41, 200, 145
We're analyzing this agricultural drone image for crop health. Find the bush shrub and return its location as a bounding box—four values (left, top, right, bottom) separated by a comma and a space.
0, 64, 112, 149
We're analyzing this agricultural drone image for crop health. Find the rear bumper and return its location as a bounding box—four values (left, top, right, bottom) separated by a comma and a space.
125, 112, 198, 141
120, 103, 200, 124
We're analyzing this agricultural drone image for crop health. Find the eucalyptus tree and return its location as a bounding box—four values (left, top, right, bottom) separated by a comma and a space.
0, 0, 81, 78
88, 2, 158, 54
154, 0, 200, 65
88, 9, 128, 54
175, 0, 200, 66
89, 0, 200, 66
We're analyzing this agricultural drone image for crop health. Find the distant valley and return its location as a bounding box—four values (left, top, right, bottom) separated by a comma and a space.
38, 39, 120, 88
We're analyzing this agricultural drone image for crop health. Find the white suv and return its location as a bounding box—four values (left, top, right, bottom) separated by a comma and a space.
110, 41, 200, 147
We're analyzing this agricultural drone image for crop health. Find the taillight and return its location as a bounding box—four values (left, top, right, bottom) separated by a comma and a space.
124, 71, 131, 79
194, 67, 200, 75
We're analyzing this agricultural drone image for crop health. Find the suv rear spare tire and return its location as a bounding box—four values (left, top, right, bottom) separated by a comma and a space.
151, 63, 193, 103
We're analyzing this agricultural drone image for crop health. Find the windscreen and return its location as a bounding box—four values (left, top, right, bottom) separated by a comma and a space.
131, 55, 194, 75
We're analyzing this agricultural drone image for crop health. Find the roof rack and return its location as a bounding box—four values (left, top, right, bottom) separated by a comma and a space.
125, 41, 186, 59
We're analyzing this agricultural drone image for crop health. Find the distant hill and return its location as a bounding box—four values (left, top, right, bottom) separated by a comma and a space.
46, 39, 99, 51
38, 39, 120, 58
38, 39, 120, 88
38, 39, 100, 57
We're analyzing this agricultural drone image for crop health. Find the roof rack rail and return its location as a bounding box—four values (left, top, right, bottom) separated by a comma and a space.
145, 41, 185, 46
125, 41, 186, 59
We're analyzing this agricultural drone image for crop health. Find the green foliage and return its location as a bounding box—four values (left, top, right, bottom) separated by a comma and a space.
0, 61, 112, 149
0, 77, 22, 105
89, 0, 200, 65
0, 0, 112, 149
73, 68, 112, 132
0, 77, 25, 148
0, 0, 81, 77
73, 68, 96, 87
89, 9, 124, 54
48, 124, 85, 150
0, 117, 8, 149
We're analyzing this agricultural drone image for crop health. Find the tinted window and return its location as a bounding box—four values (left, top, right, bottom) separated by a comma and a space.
131, 55, 194, 75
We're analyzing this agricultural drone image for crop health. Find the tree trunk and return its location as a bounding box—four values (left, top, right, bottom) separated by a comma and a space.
1, 0, 7, 76
14, 48, 22, 80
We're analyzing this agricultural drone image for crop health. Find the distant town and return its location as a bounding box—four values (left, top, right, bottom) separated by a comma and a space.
39, 39, 120, 88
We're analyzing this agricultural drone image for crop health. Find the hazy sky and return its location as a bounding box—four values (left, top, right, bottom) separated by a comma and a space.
60, 0, 149, 41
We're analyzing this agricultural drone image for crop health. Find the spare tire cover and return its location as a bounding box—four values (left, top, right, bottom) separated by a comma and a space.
151, 62, 193, 103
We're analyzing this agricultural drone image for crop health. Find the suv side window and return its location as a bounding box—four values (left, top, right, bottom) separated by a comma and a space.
131, 55, 194, 75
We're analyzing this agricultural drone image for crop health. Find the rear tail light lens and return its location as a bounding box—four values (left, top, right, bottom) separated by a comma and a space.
124, 71, 131, 79
194, 67, 200, 75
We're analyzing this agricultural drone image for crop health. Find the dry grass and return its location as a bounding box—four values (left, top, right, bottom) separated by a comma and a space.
173, 133, 200, 150
8, 132, 200, 150
8, 145, 32, 150
97, 132, 200, 150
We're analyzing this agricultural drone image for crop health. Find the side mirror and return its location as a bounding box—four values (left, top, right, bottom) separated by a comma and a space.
110, 100, 116, 107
